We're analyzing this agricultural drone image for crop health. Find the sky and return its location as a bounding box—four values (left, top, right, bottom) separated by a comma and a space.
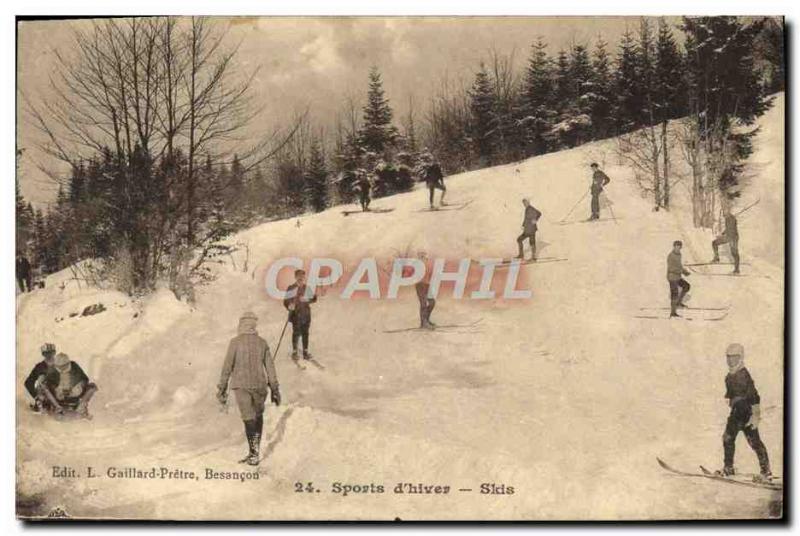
16, 16, 684, 207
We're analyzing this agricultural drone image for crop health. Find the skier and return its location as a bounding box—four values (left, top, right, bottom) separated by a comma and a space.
217, 311, 281, 466
41, 353, 98, 418
24, 343, 56, 412
667, 240, 691, 318
588, 163, 611, 220
712, 205, 740, 274
716, 343, 772, 481
16, 252, 32, 293
356, 170, 372, 212
415, 251, 436, 329
283, 269, 318, 361
516, 198, 542, 261
421, 154, 446, 210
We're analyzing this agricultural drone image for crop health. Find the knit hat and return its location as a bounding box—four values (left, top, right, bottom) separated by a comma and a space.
41, 343, 56, 356
726, 343, 744, 358
240, 311, 258, 321
54, 352, 71, 370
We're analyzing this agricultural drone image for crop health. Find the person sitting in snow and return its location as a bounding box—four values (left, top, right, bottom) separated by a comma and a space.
217, 311, 281, 466
41, 352, 98, 419
24, 342, 57, 412
717, 343, 772, 482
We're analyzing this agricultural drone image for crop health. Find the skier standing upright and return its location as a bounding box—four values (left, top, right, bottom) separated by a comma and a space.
283, 269, 318, 361
356, 170, 372, 212
589, 163, 611, 220
217, 311, 281, 466
16, 252, 32, 293
712, 204, 740, 274
667, 240, 691, 318
717, 343, 772, 481
516, 198, 542, 261
421, 152, 446, 210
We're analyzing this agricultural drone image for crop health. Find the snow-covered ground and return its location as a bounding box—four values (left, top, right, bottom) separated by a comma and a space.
16, 94, 784, 520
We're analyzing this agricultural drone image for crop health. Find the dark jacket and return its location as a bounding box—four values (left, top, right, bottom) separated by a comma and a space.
725, 367, 760, 422
218, 332, 278, 392
591, 170, 611, 195
522, 205, 542, 234
16, 256, 31, 277
24, 360, 51, 398
44, 362, 90, 400
283, 283, 317, 324
424, 163, 444, 186
666, 251, 687, 281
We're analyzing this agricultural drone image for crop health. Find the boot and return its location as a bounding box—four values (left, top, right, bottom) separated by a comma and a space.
711, 255, 720, 263
303, 351, 312, 361
247, 433, 261, 466
715, 466, 735, 477
239, 431, 254, 463
754, 471, 773, 484
291, 350, 299, 360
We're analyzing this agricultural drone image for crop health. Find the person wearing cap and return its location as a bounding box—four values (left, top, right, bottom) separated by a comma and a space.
355, 169, 372, 212
588, 163, 611, 220
667, 240, 691, 318
283, 269, 318, 361
24, 343, 57, 411
217, 311, 281, 466
516, 198, 542, 261
718, 343, 772, 481
42, 352, 98, 418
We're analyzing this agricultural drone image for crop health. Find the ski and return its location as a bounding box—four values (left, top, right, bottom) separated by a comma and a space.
383, 318, 483, 334
290, 357, 307, 370
555, 217, 619, 226
473, 257, 568, 267
689, 270, 769, 279
634, 311, 728, 321
657, 458, 781, 491
342, 208, 395, 216
685, 262, 750, 267
415, 199, 474, 213
639, 305, 730, 312
699, 465, 782, 489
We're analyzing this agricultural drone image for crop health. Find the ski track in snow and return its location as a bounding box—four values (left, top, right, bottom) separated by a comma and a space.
16, 95, 784, 520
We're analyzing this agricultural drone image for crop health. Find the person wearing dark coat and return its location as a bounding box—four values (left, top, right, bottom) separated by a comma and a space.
423, 161, 446, 209
283, 270, 318, 360
16, 252, 32, 293
712, 208, 740, 274
516, 198, 542, 261
589, 163, 611, 220
717, 343, 772, 480
356, 171, 372, 212
24, 343, 56, 411
42, 353, 98, 418
217, 311, 280, 466
667, 240, 691, 318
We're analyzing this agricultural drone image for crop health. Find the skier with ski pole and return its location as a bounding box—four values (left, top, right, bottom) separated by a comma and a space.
716, 343, 772, 482
588, 162, 611, 220
216, 311, 281, 466
283, 269, 318, 362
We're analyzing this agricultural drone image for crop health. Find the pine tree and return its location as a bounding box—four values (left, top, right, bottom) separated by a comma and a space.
358, 67, 400, 155
305, 138, 329, 212
520, 39, 556, 155
615, 30, 641, 133
654, 19, 685, 208
553, 50, 573, 111
591, 37, 614, 139
468, 64, 497, 165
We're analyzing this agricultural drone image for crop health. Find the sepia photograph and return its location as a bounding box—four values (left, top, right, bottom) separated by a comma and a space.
13, 12, 785, 521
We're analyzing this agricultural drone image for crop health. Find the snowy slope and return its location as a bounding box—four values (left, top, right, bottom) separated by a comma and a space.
16, 94, 784, 520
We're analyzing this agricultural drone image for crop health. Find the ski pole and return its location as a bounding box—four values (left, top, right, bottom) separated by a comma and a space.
734, 198, 760, 218
273, 316, 291, 359
603, 192, 619, 225
560, 188, 590, 222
